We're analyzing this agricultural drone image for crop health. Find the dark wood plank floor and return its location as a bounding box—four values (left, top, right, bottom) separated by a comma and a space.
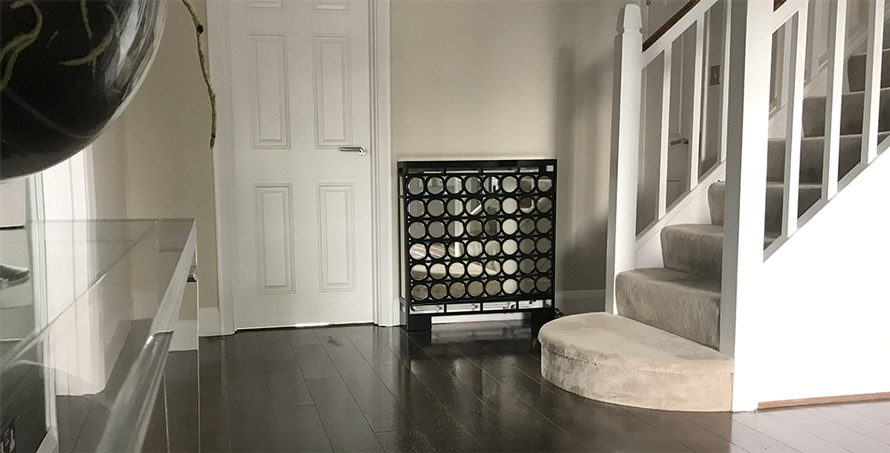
195, 320, 890, 452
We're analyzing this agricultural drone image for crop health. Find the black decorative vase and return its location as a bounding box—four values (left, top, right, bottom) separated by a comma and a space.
0, 0, 166, 180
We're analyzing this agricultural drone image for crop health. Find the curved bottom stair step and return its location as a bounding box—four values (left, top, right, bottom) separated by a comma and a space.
617, 267, 721, 349
539, 313, 733, 412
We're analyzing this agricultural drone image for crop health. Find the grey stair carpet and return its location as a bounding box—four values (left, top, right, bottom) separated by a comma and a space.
540, 14, 890, 412
616, 268, 721, 349
539, 313, 733, 411
766, 133, 890, 183
661, 224, 725, 281
708, 181, 821, 234
802, 87, 890, 137
847, 48, 890, 93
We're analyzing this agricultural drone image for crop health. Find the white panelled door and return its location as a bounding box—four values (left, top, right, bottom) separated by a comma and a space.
227, 0, 373, 328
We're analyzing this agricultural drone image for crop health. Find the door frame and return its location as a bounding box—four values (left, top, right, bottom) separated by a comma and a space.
207, 0, 395, 334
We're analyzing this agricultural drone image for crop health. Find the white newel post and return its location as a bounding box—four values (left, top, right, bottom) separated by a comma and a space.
605, 4, 642, 315
720, 0, 773, 411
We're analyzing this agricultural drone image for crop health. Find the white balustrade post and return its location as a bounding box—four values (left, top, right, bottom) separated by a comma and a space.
823, 0, 846, 200
605, 4, 642, 315
688, 18, 705, 192
657, 46, 672, 218
782, 5, 808, 238
720, 0, 773, 411
862, 0, 885, 165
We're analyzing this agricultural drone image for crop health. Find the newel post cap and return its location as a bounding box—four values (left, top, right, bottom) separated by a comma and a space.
618, 4, 643, 33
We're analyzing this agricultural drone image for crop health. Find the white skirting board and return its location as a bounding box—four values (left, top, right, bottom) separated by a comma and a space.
199, 306, 227, 337
557, 289, 606, 315
202, 289, 607, 334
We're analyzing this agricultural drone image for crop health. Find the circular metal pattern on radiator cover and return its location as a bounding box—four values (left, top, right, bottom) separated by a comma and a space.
447, 199, 464, 216
410, 265, 428, 280
401, 163, 555, 310
446, 177, 463, 194
429, 263, 447, 280
429, 243, 446, 259
502, 219, 518, 235
409, 243, 426, 260
431, 283, 448, 300
448, 242, 465, 258
502, 176, 518, 193
427, 199, 445, 217
412, 285, 429, 301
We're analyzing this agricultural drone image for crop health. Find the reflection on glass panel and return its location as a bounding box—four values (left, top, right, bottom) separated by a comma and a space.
502, 176, 518, 193
427, 200, 445, 217
407, 200, 425, 218
446, 176, 463, 194
465, 177, 482, 194
446, 200, 464, 216
502, 219, 518, 235
427, 177, 444, 195
0, 220, 197, 453
407, 177, 424, 195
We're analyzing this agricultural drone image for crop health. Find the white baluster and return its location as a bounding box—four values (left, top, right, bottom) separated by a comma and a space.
605, 4, 642, 315
658, 46, 672, 218
822, 0, 846, 200
719, 1, 731, 163
862, 0, 885, 165
782, 5, 808, 238
688, 18, 705, 191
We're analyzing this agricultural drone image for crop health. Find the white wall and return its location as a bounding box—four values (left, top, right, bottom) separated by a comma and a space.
731, 152, 890, 410
90, 118, 129, 219
100, 0, 627, 316
122, 0, 218, 309
392, 0, 625, 311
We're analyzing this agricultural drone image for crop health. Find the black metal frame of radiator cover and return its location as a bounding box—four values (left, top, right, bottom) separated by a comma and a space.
397, 159, 557, 331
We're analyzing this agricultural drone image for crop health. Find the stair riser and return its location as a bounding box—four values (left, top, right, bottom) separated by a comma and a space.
541, 348, 733, 411
802, 89, 890, 137
661, 229, 723, 281
709, 183, 821, 233
616, 272, 720, 349
847, 49, 890, 93
767, 136, 863, 183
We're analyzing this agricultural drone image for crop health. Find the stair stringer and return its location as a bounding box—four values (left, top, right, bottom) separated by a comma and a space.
635, 163, 725, 269
731, 151, 890, 411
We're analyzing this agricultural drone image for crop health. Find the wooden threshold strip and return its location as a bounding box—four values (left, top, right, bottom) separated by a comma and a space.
642, 0, 700, 51
758, 391, 890, 410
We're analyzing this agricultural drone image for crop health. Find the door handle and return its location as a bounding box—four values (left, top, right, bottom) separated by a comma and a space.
340, 146, 367, 156
669, 138, 689, 146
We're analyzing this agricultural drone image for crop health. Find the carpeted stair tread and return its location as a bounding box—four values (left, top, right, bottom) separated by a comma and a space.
661, 224, 725, 281
847, 48, 890, 93
802, 87, 890, 137
538, 313, 733, 411
708, 181, 822, 234
616, 267, 721, 349
766, 133, 889, 183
